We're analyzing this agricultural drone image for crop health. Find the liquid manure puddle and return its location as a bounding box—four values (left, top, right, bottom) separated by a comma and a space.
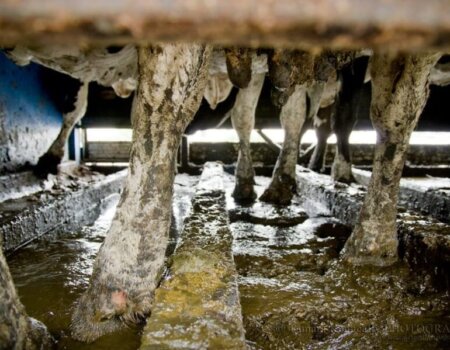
6, 172, 450, 349
7, 174, 198, 349
225, 174, 450, 350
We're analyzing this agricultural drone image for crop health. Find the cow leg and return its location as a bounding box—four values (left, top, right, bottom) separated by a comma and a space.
342, 52, 440, 266
34, 81, 89, 178
331, 105, 356, 183
71, 43, 211, 342
309, 104, 334, 172
0, 247, 53, 348
260, 84, 307, 205
231, 73, 265, 202
331, 57, 369, 183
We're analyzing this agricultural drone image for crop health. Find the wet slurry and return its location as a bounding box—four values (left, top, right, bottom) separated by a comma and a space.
225, 174, 450, 350
6, 175, 198, 349
7, 195, 140, 350
5, 172, 450, 349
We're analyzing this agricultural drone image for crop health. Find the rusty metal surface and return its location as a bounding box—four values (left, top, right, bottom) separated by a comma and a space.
0, 0, 449, 49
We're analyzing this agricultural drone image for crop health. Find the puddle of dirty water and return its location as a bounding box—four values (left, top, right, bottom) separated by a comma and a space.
7, 174, 198, 350
224, 173, 450, 350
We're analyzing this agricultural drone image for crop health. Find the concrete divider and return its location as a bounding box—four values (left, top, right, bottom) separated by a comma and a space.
0, 170, 126, 253
353, 167, 450, 224
140, 162, 246, 350
296, 166, 450, 291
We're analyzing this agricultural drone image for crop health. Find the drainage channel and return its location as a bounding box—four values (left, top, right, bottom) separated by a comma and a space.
7, 174, 198, 349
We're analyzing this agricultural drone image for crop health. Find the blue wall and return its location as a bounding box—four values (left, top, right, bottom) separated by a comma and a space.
0, 52, 65, 174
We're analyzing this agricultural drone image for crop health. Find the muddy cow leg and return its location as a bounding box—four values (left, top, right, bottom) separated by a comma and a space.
231, 73, 265, 202
34, 81, 89, 178
331, 57, 369, 183
309, 103, 334, 172
0, 247, 53, 349
342, 52, 440, 266
71, 44, 211, 342
260, 84, 307, 205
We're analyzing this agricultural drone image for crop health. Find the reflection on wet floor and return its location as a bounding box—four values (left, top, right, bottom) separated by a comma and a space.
225, 174, 450, 350
7, 175, 198, 350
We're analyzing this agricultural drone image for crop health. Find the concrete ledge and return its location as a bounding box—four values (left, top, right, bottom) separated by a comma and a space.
353, 167, 450, 224
296, 166, 450, 290
0, 170, 126, 254
141, 163, 246, 350
0, 171, 45, 203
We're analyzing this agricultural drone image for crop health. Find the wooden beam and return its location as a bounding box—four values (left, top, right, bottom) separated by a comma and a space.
0, 0, 449, 49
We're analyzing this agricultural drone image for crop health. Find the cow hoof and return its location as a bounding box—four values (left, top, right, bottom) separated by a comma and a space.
232, 184, 257, 203
333, 174, 356, 184
27, 317, 54, 349
33, 153, 61, 179
259, 187, 293, 205
259, 175, 296, 205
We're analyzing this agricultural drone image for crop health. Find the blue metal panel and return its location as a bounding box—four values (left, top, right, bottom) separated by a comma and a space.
0, 51, 65, 173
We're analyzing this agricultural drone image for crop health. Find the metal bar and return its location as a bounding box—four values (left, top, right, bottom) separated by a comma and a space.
0, 0, 449, 49
180, 135, 189, 172
256, 129, 282, 152
298, 143, 316, 164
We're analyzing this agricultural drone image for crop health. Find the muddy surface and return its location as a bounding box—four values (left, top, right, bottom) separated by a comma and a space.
0, 165, 106, 205
224, 174, 450, 350
353, 168, 450, 224
7, 174, 198, 349
142, 164, 246, 349
5, 171, 450, 349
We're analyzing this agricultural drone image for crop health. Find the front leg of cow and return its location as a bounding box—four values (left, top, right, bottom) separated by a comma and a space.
231, 73, 265, 202
34, 81, 89, 178
260, 84, 307, 205
71, 43, 210, 342
342, 52, 440, 266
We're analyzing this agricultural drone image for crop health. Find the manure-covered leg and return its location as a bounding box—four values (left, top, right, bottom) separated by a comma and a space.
0, 247, 53, 349
308, 104, 334, 172
71, 43, 211, 342
34, 81, 89, 178
331, 57, 369, 183
342, 52, 441, 266
260, 84, 307, 205
231, 73, 265, 202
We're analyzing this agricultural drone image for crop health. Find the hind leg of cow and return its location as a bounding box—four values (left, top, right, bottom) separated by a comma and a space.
260, 84, 307, 205
309, 104, 334, 173
342, 52, 440, 266
231, 73, 265, 202
0, 245, 53, 348
34, 81, 89, 178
